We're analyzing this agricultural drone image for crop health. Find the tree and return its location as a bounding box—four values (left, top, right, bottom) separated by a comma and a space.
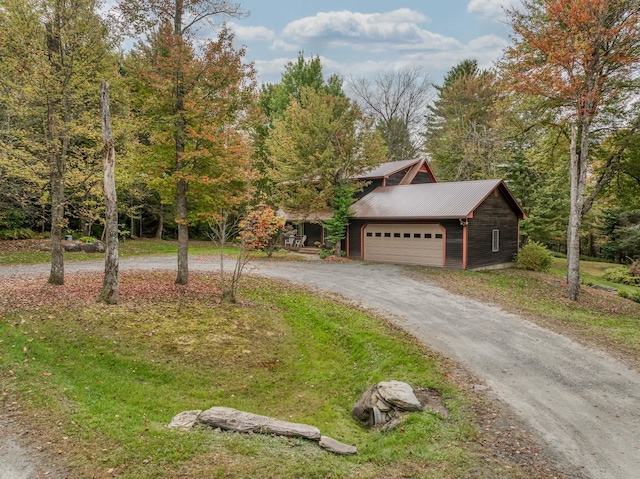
254, 52, 344, 195
119, 0, 248, 285
267, 88, 387, 255
98, 82, 119, 304
503, 0, 640, 300
424, 60, 501, 180
0, 0, 116, 284
349, 66, 431, 161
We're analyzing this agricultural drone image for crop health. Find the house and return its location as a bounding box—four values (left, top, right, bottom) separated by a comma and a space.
281, 158, 526, 270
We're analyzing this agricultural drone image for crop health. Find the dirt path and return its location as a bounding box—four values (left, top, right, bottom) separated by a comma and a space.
2, 256, 640, 479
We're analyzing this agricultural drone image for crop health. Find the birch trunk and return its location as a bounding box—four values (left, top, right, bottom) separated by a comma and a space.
566, 119, 590, 301
98, 82, 119, 304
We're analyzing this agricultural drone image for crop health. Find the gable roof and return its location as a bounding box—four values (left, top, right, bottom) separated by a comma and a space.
358, 158, 437, 183
351, 179, 526, 220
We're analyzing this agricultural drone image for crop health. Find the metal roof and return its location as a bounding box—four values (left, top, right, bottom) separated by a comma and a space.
276, 208, 333, 222
358, 159, 421, 179
351, 179, 518, 219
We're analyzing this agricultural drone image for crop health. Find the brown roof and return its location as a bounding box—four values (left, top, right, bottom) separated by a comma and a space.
351, 179, 525, 219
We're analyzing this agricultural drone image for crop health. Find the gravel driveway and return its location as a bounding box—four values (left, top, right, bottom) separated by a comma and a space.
2, 256, 640, 479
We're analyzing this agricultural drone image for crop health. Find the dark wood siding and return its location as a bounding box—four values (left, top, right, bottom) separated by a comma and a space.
412, 171, 435, 184
386, 169, 408, 186
467, 190, 519, 269
441, 220, 463, 269
348, 219, 366, 259
356, 179, 383, 199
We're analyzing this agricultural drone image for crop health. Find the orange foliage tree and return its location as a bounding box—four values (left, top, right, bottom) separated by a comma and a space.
120, 0, 253, 285
502, 0, 640, 300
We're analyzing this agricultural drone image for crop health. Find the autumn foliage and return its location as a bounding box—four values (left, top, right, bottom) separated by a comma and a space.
239, 204, 286, 256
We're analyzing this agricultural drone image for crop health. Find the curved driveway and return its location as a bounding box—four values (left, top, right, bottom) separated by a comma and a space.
2, 256, 640, 479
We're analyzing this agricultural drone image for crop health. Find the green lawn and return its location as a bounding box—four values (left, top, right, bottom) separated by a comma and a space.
0, 238, 297, 266
549, 257, 640, 296
0, 271, 543, 478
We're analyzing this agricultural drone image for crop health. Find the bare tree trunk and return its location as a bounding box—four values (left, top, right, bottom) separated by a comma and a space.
566, 120, 590, 301
174, 0, 188, 285
46, 8, 65, 286
155, 203, 164, 239
98, 81, 119, 304
49, 148, 65, 285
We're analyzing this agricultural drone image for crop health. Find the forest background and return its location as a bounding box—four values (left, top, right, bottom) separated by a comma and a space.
1, 0, 639, 288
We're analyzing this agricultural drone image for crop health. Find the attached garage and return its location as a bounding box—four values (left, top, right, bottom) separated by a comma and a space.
363, 223, 444, 267
349, 179, 526, 269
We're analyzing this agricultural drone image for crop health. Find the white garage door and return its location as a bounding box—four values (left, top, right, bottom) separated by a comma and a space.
363, 223, 444, 267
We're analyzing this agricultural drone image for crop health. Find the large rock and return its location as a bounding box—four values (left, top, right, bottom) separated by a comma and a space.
63, 241, 82, 252
377, 381, 423, 411
352, 381, 426, 428
198, 406, 321, 441
93, 240, 105, 253
168, 410, 202, 430
319, 435, 357, 455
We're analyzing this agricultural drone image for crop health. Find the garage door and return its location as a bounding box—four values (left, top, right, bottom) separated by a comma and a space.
363, 224, 444, 266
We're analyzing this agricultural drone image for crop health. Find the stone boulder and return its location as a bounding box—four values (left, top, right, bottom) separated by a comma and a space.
377, 380, 423, 411
63, 241, 82, 252
319, 435, 357, 455
198, 406, 321, 441
168, 410, 202, 430
352, 381, 448, 428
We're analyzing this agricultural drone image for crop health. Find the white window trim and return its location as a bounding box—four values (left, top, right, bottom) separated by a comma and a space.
492, 229, 500, 252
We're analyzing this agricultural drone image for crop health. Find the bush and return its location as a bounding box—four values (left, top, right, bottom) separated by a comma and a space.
630, 260, 640, 277
618, 290, 629, 299
0, 228, 38, 240
79, 236, 96, 244
603, 267, 640, 286
515, 242, 553, 272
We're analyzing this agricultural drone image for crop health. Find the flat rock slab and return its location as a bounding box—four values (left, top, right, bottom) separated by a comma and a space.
377, 381, 423, 411
168, 410, 202, 430
198, 407, 321, 441
319, 435, 357, 455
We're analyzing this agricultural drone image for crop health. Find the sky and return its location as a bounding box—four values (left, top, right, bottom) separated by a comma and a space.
221, 0, 520, 86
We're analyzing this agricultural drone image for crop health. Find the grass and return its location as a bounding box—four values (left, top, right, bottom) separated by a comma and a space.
0, 238, 300, 266
0, 271, 540, 479
417, 260, 640, 370
549, 257, 640, 296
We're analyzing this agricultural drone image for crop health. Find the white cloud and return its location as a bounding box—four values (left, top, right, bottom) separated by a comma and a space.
467, 0, 521, 20
281, 9, 461, 51
228, 22, 275, 41
269, 38, 299, 52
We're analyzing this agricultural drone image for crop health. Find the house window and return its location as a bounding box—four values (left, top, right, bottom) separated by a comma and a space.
413, 233, 421, 238
375, 232, 381, 237
425, 233, 432, 239
404, 233, 411, 238
435, 233, 443, 239
394, 232, 401, 238
366, 232, 373, 237
492, 229, 500, 252
384, 232, 391, 238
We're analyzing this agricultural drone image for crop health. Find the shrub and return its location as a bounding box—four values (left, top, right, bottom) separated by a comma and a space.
0, 228, 37, 240
79, 236, 96, 244
618, 290, 629, 299
515, 242, 553, 272
603, 267, 640, 286
629, 260, 640, 277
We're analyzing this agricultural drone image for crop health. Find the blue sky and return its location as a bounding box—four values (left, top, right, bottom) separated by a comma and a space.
224, 0, 519, 85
